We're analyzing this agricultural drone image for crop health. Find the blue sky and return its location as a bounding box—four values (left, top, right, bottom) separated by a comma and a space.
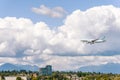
0, 0, 120, 71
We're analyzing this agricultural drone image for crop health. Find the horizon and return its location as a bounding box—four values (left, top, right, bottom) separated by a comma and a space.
1, 63, 120, 74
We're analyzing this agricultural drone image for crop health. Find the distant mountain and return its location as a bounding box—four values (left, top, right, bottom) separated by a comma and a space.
80, 63, 120, 74
0, 63, 39, 71
0, 63, 18, 71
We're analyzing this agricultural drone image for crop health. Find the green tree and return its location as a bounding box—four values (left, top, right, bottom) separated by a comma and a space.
16, 76, 22, 80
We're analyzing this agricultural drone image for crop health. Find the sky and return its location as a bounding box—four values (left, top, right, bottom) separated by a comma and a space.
0, 0, 120, 71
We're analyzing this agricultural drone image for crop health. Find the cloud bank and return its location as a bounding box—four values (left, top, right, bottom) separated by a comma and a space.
1, 5, 120, 70
32, 5, 67, 18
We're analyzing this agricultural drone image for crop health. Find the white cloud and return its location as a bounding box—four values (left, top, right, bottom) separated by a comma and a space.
47, 55, 120, 71
32, 5, 67, 18
1, 55, 120, 71
1, 5, 120, 70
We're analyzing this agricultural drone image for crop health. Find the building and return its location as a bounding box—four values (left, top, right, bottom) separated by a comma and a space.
39, 65, 52, 76
0, 76, 1, 80
4, 76, 27, 80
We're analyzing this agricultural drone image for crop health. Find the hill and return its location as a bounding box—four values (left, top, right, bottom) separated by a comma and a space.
80, 63, 120, 73
0, 63, 39, 71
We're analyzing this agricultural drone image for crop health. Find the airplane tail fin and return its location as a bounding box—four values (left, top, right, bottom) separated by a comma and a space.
101, 36, 105, 40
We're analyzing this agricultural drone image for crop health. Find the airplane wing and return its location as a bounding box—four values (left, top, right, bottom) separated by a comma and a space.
92, 38, 99, 42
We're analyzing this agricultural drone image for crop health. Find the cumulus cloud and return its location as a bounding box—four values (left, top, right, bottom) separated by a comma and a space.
32, 5, 67, 18
44, 55, 120, 71
1, 5, 120, 70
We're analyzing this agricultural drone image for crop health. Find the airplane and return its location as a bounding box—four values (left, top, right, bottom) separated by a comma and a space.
81, 36, 106, 45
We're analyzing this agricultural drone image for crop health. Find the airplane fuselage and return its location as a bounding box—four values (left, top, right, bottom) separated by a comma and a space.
81, 36, 106, 44
88, 40, 106, 44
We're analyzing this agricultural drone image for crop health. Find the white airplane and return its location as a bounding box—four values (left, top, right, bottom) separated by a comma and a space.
81, 36, 106, 44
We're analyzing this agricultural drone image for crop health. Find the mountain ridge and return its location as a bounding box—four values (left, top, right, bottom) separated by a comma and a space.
0, 63, 39, 71
80, 63, 120, 74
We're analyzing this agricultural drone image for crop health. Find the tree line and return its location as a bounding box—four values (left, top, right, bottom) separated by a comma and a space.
0, 70, 120, 80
